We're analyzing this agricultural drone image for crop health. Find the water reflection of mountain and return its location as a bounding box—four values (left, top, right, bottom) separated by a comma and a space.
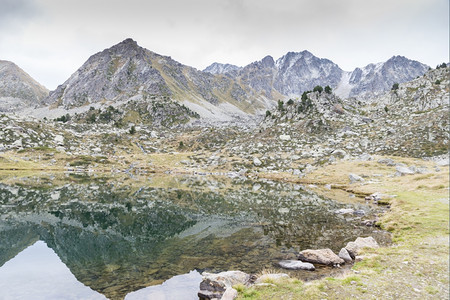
0, 176, 384, 299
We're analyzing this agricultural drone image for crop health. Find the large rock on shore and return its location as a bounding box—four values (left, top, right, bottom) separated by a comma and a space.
298, 248, 344, 266
198, 271, 250, 300
338, 248, 353, 263
278, 260, 315, 271
345, 236, 379, 259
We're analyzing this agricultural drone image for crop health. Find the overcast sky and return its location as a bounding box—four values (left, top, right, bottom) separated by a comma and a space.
1, 0, 448, 90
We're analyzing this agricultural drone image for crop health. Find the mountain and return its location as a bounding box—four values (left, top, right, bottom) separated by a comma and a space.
42, 38, 267, 124
34, 39, 429, 125
0, 60, 49, 112
203, 62, 241, 74
335, 56, 429, 99
222, 52, 428, 100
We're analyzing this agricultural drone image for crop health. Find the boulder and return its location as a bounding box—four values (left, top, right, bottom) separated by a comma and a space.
298, 249, 344, 266
54, 135, 64, 145
358, 153, 373, 161
336, 208, 354, 215
349, 173, 364, 184
338, 248, 353, 263
221, 287, 238, 300
332, 149, 347, 159
255, 273, 290, 284
278, 260, 315, 271
378, 158, 395, 166
199, 271, 249, 300
395, 166, 415, 176
345, 237, 379, 259
253, 157, 262, 166
279, 134, 291, 141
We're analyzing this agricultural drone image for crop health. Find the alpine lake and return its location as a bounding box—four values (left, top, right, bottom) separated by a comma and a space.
0, 172, 390, 299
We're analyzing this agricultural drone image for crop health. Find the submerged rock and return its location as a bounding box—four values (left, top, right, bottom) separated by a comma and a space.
298, 248, 344, 266
278, 260, 315, 271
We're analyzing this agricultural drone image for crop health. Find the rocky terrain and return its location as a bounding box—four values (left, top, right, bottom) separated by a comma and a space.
0, 66, 447, 176
0, 43, 448, 300
0, 60, 49, 112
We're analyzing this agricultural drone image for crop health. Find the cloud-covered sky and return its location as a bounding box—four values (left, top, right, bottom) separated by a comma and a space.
1, 0, 448, 90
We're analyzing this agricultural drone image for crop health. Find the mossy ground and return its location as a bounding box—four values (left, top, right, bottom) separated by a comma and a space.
236, 158, 449, 299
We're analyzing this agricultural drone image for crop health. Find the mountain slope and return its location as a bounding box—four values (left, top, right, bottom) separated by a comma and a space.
0, 60, 49, 112
42, 39, 269, 123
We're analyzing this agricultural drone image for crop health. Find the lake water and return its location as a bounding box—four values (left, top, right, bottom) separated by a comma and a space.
0, 173, 388, 299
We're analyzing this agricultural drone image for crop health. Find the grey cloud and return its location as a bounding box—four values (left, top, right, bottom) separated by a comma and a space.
0, 0, 38, 28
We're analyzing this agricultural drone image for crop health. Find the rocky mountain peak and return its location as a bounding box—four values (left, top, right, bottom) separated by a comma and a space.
261, 55, 275, 68
0, 60, 49, 112
203, 62, 241, 74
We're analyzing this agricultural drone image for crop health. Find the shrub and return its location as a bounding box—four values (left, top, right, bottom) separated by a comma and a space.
287, 99, 294, 105
313, 85, 323, 93
391, 83, 399, 90
277, 100, 284, 111
435, 80, 441, 84
265, 110, 272, 117
324, 85, 332, 94
129, 125, 136, 135
384, 106, 389, 113
301, 91, 309, 101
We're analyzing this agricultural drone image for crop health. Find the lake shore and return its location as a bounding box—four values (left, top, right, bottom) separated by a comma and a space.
234, 157, 449, 299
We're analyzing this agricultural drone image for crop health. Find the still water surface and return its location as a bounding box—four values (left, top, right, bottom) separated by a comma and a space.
0, 173, 387, 299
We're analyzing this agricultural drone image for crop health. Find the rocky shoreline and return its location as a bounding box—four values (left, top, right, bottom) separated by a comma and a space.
198, 236, 381, 300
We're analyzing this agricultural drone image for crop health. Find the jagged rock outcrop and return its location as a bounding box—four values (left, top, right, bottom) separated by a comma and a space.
0, 60, 49, 112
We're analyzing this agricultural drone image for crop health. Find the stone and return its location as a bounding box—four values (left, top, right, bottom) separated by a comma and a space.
279, 134, 291, 141
221, 287, 238, 300
255, 273, 289, 284
349, 173, 364, 184
278, 260, 315, 271
54, 135, 64, 145
378, 158, 395, 166
358, 153, 373, 161
395, 166, 415, 176
338, 248, 353, 263
253, 157, 262, 166
298, 249, 344, 266
344, 242, 359, 259
198, 290, 223, 300
199, 271, 249, 295
336, 208, 354, 215
332, 149, 347, 159
345, 237, 379, 258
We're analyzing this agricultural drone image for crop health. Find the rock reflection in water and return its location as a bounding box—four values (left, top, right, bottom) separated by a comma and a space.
0, 174, 387, 299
